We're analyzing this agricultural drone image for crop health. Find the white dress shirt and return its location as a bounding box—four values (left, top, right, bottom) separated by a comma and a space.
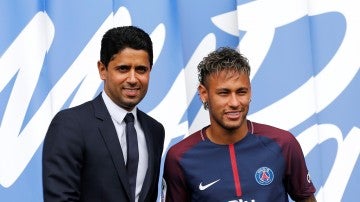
102, 92, 148, 202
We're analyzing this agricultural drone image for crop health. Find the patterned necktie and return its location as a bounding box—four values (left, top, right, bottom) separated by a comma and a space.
124, 113, 139, 201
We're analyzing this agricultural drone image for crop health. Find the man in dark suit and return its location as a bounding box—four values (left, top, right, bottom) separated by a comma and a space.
42, 26, 165, 202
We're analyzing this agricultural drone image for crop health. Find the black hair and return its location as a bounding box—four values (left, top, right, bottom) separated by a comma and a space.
100, 26, 153, 68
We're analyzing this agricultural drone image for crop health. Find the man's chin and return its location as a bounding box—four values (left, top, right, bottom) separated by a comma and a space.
223, 121, 245, 131
116, 101, 135, 111
123, 99, 141, 110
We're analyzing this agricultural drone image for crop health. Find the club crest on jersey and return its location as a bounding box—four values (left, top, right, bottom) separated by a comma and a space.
255, 167, 274, 186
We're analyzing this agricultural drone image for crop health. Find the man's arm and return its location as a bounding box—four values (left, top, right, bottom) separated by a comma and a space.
283, 133, 317, 202
163, 148, 190, 202
42, 111, 83, 201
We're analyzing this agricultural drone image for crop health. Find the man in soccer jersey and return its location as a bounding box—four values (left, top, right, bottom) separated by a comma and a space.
163, 47, 316, 202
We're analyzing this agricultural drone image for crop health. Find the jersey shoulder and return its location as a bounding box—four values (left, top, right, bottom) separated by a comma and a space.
166, 128, 205, 162
250, 121, 298, 148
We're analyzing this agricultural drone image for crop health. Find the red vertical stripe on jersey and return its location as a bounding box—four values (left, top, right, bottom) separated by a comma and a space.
229, 144, 242, 197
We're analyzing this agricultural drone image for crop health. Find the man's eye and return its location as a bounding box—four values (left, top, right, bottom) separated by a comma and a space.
118, 66, 129, 72
136, 66, 148, 74
236, 89, 248, 95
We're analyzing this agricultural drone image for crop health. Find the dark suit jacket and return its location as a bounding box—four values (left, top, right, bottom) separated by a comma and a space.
42, 94, 165, 202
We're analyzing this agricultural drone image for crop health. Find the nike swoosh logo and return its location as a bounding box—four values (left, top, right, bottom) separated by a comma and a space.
199, 179, 220, 190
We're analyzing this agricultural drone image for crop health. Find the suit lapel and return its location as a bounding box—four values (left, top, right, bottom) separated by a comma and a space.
92, 95, 132, 199
137, 110, 155, 200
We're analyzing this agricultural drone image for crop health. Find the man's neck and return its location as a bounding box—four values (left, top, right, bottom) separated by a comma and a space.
206, 121, 248, 145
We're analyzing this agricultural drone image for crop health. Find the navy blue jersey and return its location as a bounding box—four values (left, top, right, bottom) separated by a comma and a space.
163, 120, 316, 202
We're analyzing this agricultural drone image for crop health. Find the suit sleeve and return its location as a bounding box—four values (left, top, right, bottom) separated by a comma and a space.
42, 110, 83, 202
163, 147, 191, 202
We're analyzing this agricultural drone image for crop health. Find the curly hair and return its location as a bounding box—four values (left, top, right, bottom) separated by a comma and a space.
197, 47, 250, 86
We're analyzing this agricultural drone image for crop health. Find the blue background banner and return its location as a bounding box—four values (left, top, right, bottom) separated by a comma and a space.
0, 1, 359, 201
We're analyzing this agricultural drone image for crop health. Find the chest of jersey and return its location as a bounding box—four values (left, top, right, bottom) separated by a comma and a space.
179, 134, 288, 202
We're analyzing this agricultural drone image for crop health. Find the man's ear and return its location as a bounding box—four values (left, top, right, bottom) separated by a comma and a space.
198, 84, 208, 103
97, 61, 106, 80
